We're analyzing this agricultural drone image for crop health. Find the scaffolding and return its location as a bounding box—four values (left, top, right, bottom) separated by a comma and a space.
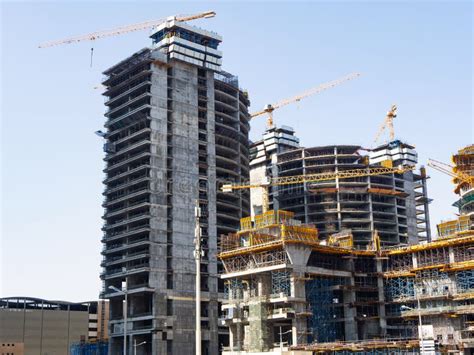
456, 270, 474, 294
271, 270, 291, 296
386, 253, 413, 272
437, 215, 473, 238
224, 279, 244, 300
384, 277, 415, 302
222, 254, 253, 273
70, 342, 108, 355
221, 249, 289, 273
453, 244, 474, 262
306, 277, 344, 343
416, 246, 449, 267
414, 269, 451, 299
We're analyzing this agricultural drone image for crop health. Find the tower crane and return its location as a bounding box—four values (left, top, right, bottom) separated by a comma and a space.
427, 158, 474, 185
373, 104, 397, 145
38, 11, 216, 48
222, 165, 414, 213
250, 73, 361, 129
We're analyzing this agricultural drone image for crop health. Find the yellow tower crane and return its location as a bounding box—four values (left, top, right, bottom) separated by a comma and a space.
38, 11, 216, 48
373, 104, 397, 145
222, 165, 414, 213
250, 73, 361, 129
427, 158, 474, 185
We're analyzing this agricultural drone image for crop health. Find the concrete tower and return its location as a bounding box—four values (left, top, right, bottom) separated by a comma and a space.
100, 18, 250, 354
276, 144, 431, 247
249, 125, 300, 216
249, 131, 432, 247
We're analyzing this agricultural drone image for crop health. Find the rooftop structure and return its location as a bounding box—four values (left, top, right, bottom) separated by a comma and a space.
150, 17, 222, 72
100, 20, 250, 354
369, 140, 418, 167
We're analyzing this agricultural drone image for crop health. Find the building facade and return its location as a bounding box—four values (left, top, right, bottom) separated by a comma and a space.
100, 18, 250, 354
249, 132, 431, 248
249, 126, 300, 217
275, 144, 431, 247
89, 300, 109, 342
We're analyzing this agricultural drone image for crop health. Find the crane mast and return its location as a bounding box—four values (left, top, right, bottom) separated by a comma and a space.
373, 104, 397, 145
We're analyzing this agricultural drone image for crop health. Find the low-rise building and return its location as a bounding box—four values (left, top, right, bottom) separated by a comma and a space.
0, 297, 108, 355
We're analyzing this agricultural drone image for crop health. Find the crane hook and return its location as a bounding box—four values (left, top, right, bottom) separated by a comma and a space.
90, 47, 94, 68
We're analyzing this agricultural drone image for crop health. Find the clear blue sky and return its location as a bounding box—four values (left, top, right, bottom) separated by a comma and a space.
1, 1, 472, 302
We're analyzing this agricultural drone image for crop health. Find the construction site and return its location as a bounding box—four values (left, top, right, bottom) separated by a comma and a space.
27, 8, 472, 355
219, 144, 474, 354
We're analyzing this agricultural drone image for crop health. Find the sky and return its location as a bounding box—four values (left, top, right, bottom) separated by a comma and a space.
1, 1, 472, 302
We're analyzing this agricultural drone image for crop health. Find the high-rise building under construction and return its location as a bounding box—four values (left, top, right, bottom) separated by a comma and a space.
100, 18, 250, 354
250, 128, 432, 247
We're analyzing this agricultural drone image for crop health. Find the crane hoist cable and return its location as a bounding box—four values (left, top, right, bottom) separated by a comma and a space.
250, 73, 361, 129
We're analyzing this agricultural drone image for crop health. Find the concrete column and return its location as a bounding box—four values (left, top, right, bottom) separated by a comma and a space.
343, 257, 357, 340
335, 147, 342, 232
412, 252, 418, 269
376, 258, 387, 336
228, 324, 235, 351
291, 271, 307, 345
302, 149, 309, 224
449, 246, 455, 264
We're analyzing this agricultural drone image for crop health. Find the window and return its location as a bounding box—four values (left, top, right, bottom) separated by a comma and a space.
167, 299, 173, 316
